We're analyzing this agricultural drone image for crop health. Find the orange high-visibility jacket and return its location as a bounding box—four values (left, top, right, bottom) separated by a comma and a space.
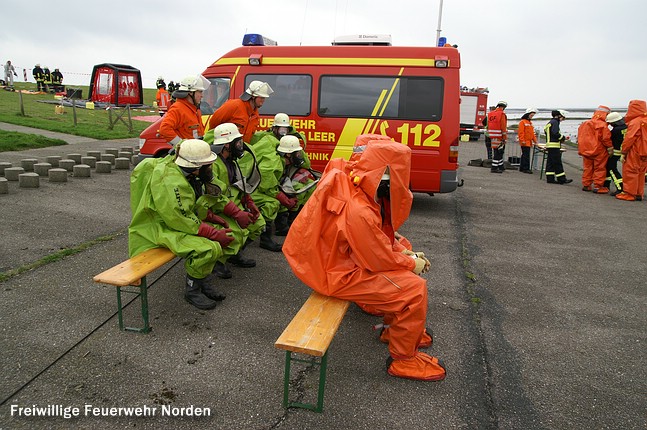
517, 119, 536, 147
487, 108, 507, 147
623, 100, 647, 157
207, 99, 258, 143
156, 88, 170, 112
158, 98, 204, 145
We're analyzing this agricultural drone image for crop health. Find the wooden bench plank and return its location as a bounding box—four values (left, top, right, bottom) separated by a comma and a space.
92, 247, 176, 287
275, 291, 349, 357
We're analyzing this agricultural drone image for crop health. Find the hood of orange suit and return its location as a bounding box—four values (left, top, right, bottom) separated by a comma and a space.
625, 100, 647, 124
592, 105, 610, 121
350, 141, 412, 230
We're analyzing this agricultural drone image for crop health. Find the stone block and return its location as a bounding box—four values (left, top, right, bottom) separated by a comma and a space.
118, 151, 132, 158
5, 167, 25, 181
46, 155, 62, 167
101, 153, 116, 165
67, 153, 82, 164
20, 158, 39, 172
96, 161, 112, 173
0, 161, 12, 176
59, 159, 76, 172
81, 156, 97, 168
115, 157, 131, 170
105, 148, 119, 157
73, 164, 92, 178
87, 150, 102, 159
120, 146, 134, 153
48, 168, 68, 182
0, 177, 7, 194
19, 172, 40, 188
34, 162, 52, 176
131, 155, 141, 166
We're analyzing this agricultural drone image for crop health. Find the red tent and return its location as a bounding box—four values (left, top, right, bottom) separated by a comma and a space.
88, 63, 143, 106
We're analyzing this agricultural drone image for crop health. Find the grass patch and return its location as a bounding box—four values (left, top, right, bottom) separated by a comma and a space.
0, 130, 68, 152
0, 231, 123, 283
0, 82, 158, 141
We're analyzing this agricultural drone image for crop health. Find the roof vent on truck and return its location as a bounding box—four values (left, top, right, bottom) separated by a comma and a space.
332, 34, 392, 46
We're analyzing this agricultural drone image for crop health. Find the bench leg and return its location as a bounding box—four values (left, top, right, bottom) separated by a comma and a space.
282, 350, 329, 413
115, 276, 151, 333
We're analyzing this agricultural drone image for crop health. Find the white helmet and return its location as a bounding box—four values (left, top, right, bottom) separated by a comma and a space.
175, 139, 217, 168
277, 135, 302, 154
497, 100, 508, 108
558, 109, 569, 118
241, 80, 273, 100
213, 123, 243, 145
178, 75, 210, 92
606, 112, 623, 123
273, 113, 291, 127
525, 107, 538, 114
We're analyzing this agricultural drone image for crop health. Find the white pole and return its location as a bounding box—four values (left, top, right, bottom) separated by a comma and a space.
436, 0, 444, 45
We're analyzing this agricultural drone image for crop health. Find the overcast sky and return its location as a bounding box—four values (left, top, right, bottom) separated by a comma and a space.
2, 0, 645, 109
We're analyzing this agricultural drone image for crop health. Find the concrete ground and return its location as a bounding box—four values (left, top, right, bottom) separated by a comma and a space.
0, 124, 645, 429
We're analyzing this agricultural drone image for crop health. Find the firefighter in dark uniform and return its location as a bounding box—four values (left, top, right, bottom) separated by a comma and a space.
32, 64, 45, 92
51, 68, 64, 92
604, 112, 626, 195
42, 66, 52, 93
544, 110, 573, 184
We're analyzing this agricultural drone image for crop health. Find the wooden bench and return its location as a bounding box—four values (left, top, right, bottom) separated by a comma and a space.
93, 247, 177, 333
275, 291, 349, 412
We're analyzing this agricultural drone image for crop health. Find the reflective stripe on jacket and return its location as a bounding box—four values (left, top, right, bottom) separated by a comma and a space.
544, 118, 563, 149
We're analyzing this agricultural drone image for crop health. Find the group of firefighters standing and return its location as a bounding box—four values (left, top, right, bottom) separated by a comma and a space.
485, 100, 647, 201
128, 74, 446, 382
31, 64, 63, 93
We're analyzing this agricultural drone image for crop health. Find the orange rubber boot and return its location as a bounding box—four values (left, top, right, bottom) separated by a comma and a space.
380, 327, 433, 349
387, 351, 446, 381
615, 192, 636, 201
593, 187, 609, 194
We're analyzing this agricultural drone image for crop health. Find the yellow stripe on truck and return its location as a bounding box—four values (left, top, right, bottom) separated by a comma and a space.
215, 57, 436, 67
331, 119, 369, 160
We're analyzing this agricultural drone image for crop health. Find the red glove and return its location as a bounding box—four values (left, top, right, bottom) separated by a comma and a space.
241, 194, 260, 222
205, 210, 229, 228
197, 222, 234, 247
276, 191, 298, 210
223, 201, 253, 229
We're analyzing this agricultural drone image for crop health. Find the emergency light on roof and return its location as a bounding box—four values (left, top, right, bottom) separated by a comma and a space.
332, 34, 392, 46
242, 34, 278, 46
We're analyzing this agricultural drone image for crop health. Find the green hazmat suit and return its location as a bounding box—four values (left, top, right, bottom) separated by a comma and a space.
128, 157, 225, 279
240, 132, 317, 221
211, 153, 266, 241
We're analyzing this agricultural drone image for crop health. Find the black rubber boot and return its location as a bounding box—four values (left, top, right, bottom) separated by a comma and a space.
274, 212, 290, 236
212, 261, 232, 279
185, 275, 218, 310
259, 222, 282, 252
201, 282, 226, 301
228, 252, 256, 267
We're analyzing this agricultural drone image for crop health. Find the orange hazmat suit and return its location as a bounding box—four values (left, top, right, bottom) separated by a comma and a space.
577, 105, 612, 190
283, 141, 445, 381
618, 100, 647, 200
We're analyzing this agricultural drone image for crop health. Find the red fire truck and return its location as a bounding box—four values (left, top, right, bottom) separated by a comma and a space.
459, 87, 489, 141
139, 34, 463, 194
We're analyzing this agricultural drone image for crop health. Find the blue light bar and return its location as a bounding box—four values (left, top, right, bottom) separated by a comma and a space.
242, 33, 278, 46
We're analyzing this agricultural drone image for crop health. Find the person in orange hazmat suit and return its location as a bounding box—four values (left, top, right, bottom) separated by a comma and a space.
616, 100, 647, 201
282, 140, 446, 381
577, 105, 612, 193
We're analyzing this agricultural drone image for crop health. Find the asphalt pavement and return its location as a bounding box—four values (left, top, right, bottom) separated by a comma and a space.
0, 125, 645, 430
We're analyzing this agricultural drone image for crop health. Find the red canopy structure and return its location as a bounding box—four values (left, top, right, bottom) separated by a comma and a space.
88, 63, 143, 106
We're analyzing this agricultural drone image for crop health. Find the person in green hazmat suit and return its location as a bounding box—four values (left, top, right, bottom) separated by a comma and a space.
204, 123, 275, 277
128, 139, 235, 310
241, 114, 316, 238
